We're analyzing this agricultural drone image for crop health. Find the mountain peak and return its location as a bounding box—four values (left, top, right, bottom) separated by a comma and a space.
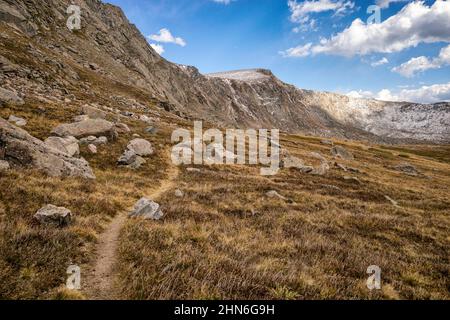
206, 69, 274, 82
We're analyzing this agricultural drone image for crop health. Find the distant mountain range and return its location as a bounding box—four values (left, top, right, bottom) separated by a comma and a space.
1, 0, 449, 143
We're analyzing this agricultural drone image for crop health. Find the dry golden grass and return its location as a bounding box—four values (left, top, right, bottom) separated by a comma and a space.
116, 135, 450, 300
0, 99, 170, 299
1, 24, 448, 300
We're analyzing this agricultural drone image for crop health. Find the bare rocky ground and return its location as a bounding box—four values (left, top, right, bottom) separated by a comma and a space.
0, 0, 449, 300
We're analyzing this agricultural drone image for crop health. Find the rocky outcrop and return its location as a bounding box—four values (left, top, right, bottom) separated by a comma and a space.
51, 119, 117, 141
0, 117, 95, 179
44, 136, 79, 157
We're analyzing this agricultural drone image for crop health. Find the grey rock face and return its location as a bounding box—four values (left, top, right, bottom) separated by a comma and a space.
0, 117, 95, 179
87, 144, 97, 154
282, 155, 304, 169
281, 155, 314, 173
80, 104, 106, 119
127, 138, 153, 156
114, 123, 130, 133
117, 149, 137, 165
52, 119, 117, 141
331, 146, 354, 161
92, 136, 108, 146
129, 197, 163, 220
118, 138, 153, 169
8, 115, 27, 126
73, 115, 90, 122
0, 160, 10, 171
127, 156, 146, 169
394, 163, 419, 176
174, 189, 184, 198
311, 162, 330, 176
34, 204, 72, 227
79, 136, 97, 145
44, 136, 80, 157
0, 88, 24, 106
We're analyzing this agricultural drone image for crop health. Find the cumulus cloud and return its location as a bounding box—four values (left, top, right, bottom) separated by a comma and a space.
371, 57, 389, 67
212, 0, 234, 4
288, 0, 354, 30
281, 1, 450, 57
347, 82, 450, 104
392, 44, 450, 77
279, 43, 313, 57
148, 28, 186, 47
150, 43, 164, 55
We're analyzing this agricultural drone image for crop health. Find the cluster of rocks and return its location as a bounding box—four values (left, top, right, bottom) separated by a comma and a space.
118, 138, 154, 169
279, 145, 357, 177
281, 151, 330, 176
394, 162, 420, 176
0, 117, 95, 179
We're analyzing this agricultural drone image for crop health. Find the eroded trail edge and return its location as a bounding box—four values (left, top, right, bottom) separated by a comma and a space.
83, 162, 179, 300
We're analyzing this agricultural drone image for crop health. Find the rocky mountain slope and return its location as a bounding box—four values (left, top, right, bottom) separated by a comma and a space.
0, 0, 449, 143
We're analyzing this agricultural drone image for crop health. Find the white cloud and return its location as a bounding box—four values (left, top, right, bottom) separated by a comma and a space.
288, 0, 354, 30
347, 82, 450, 104
392, 44, 450, 77
212, 0, 234, 4
375, 0, 410, 9
371, 57, 389, 67
150, 43, 164, 55
148, 28, 186, 47
346, 90, 375, 99
280, 43, 312, 57
281, 1, 450, 57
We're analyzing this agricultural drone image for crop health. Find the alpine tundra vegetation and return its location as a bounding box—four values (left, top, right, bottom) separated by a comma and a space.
0, 0, 449, 301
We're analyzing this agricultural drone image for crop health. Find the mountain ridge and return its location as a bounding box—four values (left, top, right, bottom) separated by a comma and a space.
0, 0, 449, 143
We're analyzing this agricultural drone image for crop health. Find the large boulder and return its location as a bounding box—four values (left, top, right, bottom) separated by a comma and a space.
34, 204, 72, 227
126, 138, 154, 156
51, 119, 117, 141
80, 104, 106, 119
129, 198, 163, 220
0, 117, 95, 179
281, 155, 313, 173
44, 136, 80, 157
0, 88, 24, 106
331, 146, 354, 161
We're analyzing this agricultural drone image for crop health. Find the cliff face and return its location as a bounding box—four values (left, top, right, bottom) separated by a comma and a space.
0, 0, 449, 143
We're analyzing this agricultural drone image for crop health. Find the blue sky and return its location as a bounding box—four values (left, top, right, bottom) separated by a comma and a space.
106, 0, 450, 103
